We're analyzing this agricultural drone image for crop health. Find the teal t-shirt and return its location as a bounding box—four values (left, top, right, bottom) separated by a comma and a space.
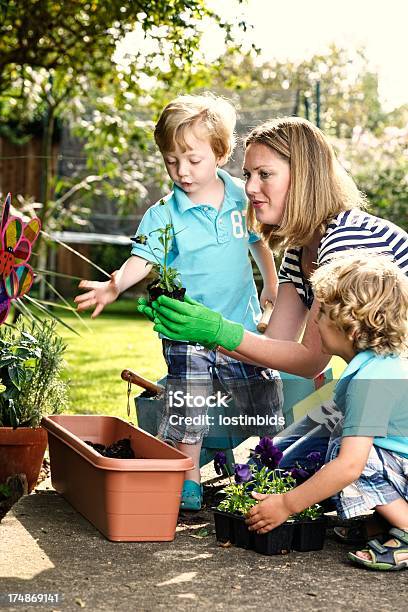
334, 350, 408, 459
131, 168, 261, 332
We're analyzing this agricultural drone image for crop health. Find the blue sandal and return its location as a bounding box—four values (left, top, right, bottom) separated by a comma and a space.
180, 480, 203, 511
348, 528, 408, 571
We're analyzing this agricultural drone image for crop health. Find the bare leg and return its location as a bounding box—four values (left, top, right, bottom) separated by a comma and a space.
177, 440, 203, 483
355, 498, 408, 562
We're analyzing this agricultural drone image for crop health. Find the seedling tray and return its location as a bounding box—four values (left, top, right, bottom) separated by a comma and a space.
292, 517, 327, 552
214, 510, 294, 555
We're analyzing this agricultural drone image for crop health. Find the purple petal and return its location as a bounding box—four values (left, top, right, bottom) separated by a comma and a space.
234, 463, 252, 484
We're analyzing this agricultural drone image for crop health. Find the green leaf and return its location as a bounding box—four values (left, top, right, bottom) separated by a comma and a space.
190, 527, 210, 538
0, 356, 16, 368
0, 483, 12, 498
8, 365, 26, 390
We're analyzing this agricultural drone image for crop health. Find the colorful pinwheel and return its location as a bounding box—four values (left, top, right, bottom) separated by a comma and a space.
0, 193, 41, 324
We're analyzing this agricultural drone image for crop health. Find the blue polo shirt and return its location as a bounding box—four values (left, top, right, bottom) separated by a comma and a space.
131, 168, 261, 331
334, 350, 408, 459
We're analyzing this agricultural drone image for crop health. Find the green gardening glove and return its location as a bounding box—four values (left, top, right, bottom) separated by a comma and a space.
151, 294, 244, 351
137, 297, 154, 322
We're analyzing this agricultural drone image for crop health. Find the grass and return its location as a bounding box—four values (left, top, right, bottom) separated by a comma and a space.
57, 300, 166, 418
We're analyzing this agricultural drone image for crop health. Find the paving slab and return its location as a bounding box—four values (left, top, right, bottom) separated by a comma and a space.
0, 444, 406, 612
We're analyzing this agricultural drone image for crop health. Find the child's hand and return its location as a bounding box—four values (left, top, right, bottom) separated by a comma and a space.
74, 273, 120, 318
260, 285, 277, 309
245, 493, 291, 534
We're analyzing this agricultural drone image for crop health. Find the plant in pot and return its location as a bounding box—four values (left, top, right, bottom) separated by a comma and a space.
214, 458, 297, 554
132, 200, 186, 303
0, 317, 68, 494
213, 438, 327, 554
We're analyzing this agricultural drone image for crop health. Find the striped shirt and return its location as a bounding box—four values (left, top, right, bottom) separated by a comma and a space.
279, 209, 408, 309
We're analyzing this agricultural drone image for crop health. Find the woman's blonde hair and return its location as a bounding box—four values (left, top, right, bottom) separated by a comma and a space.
311, 251, 408, 356
245, 117, 366, 251
154, 93, 236, 161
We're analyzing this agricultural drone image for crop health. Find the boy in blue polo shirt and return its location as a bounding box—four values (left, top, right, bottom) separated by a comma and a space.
75, 93, 283, 510
245, 252, 408, 571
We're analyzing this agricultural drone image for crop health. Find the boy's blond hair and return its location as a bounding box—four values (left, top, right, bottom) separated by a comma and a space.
311, 251, 408, 356
245, 117, 366, 252
154, 93, 236, 161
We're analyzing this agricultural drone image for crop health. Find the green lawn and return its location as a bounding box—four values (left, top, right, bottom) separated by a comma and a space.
58, 301, 166, 418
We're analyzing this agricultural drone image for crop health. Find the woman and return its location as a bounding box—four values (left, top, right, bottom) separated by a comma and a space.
138, 117, 408, 469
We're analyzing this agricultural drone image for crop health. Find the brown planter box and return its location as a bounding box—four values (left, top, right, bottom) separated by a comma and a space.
0, 427, 48, 493
42, 415, 194, 542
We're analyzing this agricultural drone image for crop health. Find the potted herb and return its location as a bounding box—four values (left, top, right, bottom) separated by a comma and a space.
0, 317, 68, 493
213, 439, 327, 555
133, 200, 185, 303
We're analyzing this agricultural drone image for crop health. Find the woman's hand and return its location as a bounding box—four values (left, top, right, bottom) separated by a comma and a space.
74, 273, 120, 318
141, 294, 244, 351
137, 297, 155, 322
245, 493, 291, 534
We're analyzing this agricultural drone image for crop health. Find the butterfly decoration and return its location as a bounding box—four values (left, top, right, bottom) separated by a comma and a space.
0, 193, 41, 324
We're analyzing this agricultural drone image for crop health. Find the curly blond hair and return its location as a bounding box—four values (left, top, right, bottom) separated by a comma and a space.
310, 251, 408, 356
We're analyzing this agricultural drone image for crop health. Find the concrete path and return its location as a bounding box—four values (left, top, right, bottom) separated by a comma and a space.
0, 447, 405, 611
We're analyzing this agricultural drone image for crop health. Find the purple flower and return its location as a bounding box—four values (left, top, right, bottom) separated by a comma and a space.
290, 467, 310, 484
213, 451, 227, 475
254, 436, 283, 469
234, 463, 253, 484
307, 451, 322, 464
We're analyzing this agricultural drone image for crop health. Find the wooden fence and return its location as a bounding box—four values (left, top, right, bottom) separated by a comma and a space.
0, 135, 58, 201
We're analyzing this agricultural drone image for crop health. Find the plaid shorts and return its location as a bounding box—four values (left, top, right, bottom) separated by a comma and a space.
328, 438, 408, 519
158, 340, 283, 444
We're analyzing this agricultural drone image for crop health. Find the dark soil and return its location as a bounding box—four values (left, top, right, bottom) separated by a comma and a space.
84, 438, 135, 459
147, 281, 186, 304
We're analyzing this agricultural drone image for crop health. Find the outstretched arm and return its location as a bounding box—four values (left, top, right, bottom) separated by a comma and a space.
227, 296, 330, 377
147, 283, 330, 377
75, 255, 152, 318
246, 436, 373, 534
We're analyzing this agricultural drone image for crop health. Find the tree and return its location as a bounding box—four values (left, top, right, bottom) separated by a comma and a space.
0, 0, 244, 228
212, 44, 388, 137
334, 127, 408, 231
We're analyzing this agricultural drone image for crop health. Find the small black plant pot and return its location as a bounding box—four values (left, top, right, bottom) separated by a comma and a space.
292, 517, 327, 552
253, 522, 295, 555
147, 281, 186, 304
232, 514, 254, 549
213, 510, 234, 544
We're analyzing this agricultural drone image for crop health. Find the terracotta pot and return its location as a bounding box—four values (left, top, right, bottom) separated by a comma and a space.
42, 415, 194, 542
0, 427, 48, 493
